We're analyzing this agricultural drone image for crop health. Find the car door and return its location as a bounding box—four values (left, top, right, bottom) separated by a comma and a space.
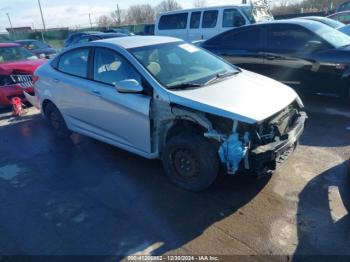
188, 11, 202, 41
202, 10, 219, 40
54, 47, 93, 128
84, 47, 152, 153
157, 13, 189, 40
221, 8, 247, 32
262, 24, 319, 89
203, 26, 265, 73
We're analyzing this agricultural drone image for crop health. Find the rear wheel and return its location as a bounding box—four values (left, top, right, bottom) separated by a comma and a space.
162, 133, 219, 191
44, 103, 71, 139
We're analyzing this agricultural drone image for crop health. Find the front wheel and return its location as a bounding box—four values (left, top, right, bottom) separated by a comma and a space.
162, 133, 219, 191
44, 103, 71, 139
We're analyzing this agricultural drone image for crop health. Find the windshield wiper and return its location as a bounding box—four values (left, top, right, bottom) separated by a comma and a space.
167, 82, 203, 90
204, 70, 240, 86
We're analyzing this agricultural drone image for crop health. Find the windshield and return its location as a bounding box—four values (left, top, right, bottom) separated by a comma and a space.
307, 22, 350, 48
21, 40, 48, 50
0, 46, 38, 63
129, 42, 238, 89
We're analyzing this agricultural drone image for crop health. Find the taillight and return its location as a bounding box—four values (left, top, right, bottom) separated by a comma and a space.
32, 75, 39, 84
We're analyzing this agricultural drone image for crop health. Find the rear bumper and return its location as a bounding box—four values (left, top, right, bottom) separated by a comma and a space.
249, 111, 307, 174
0, 84, 34, 107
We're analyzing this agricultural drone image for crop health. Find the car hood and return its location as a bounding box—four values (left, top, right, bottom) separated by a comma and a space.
0, 59, 45, 75
167, 70, 299, 124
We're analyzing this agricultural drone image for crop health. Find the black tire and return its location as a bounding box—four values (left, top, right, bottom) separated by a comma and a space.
44, 103, 71, 139
162, 133, 220, 191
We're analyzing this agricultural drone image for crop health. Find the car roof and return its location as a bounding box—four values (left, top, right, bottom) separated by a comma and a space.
0, 42, 20, 47
90, 32, 127, 38
159, 4, 249, 15
97, 35, 182, 49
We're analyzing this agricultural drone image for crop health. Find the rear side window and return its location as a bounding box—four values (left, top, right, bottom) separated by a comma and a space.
159, 13, 188, 30
58, 48, 89, 78
202, 10, 218, 28
223, 9, 246, 28
221, 28, 263, 50
190, 11, 201, 29
266, 25, 316, 53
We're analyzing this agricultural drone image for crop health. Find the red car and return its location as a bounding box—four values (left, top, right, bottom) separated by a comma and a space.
0, 43, 45, 108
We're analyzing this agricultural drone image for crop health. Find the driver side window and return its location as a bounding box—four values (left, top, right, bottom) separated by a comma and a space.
93, 48, 141, 86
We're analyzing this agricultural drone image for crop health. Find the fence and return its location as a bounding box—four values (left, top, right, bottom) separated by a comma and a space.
1, 23, 154, 49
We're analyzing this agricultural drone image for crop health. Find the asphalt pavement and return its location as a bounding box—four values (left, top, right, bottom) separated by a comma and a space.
0, 95, 349, 259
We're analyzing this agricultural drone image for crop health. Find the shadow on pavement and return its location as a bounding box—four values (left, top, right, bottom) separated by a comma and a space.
0, 117, 271, 256
294, 160, 350, 260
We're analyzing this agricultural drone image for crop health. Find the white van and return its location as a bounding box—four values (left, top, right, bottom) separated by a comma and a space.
155, 3, 273, 42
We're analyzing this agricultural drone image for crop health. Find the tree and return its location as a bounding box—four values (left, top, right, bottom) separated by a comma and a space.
97, 15, 114, 27
126, 4, 155, 24
111, 4, 125, 26
193, 0, 207, 8
156, 0, 182, 13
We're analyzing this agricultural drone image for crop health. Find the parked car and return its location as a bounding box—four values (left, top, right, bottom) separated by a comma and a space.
336, 1, 350, 12
15, 39, 57, 59
64, 32, 128, 48
297, 16, 345, 28
136, 24, 155, 36
0, 43, 45, 108
155, 3, 273, 42
104, 28, 134, 35
64, 32, 101, 47
29, 36, 306, 191
201, 19, 350, 99
327, 11, 350, 24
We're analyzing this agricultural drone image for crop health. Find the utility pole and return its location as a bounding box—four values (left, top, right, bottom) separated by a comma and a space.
6, 12, 15, 39
89, 13, 93, 29
37, 0, 46, 42
38, 0, 46, 31
242, 0, 247, 3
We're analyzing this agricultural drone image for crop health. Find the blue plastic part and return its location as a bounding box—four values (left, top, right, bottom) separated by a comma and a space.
218, 133, 246, 175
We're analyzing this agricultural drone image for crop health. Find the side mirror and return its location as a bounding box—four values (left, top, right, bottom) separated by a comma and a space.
116, 79, 143, 94
305, 40, 323, 51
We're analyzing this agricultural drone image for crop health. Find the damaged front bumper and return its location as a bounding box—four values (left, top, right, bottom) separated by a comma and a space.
249, 111, 307, 175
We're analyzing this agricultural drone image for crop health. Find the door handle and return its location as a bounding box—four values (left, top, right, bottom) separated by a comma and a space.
265, 55, 278, 60
53, 78, 60, 83
91, 90, 101, 96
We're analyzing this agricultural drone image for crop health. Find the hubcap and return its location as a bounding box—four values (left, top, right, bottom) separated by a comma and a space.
173, 149, 198, 178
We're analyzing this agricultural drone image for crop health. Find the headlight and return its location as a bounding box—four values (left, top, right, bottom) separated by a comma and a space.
0, 75, 14, 86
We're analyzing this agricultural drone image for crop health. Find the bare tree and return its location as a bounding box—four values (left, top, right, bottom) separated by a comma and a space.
193, 0, 207, 8
97, 15, 114, 27
111, 4, 125, 26
126, 4, 155, 24
156, 0, 182, 13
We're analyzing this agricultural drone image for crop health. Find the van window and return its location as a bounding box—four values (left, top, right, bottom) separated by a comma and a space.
223, 9, 246, 27
190, 11, 201, 29
159, 13, 188, 30
202, 10, 218, 28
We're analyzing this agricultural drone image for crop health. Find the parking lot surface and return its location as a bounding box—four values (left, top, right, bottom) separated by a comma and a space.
0, 96, 349, 258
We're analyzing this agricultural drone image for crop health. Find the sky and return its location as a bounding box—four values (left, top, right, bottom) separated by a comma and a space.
0, 0, 241, 32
